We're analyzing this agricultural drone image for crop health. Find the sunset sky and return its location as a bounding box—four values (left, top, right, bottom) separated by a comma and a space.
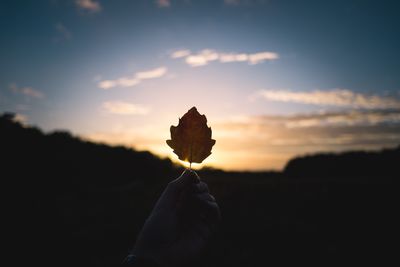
1, 0, 400, 171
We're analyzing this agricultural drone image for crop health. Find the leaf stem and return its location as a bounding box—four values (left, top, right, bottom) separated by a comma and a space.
189, 139, 193, 170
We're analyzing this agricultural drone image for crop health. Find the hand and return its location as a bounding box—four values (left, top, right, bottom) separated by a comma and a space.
132, 169, 221, 266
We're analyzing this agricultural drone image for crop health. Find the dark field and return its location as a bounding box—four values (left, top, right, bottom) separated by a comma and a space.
2, 113, 398, 266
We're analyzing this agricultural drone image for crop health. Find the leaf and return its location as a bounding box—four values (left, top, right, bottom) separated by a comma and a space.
166, 107, 216, 165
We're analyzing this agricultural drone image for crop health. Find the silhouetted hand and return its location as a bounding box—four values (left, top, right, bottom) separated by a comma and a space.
132, 169, 220, 266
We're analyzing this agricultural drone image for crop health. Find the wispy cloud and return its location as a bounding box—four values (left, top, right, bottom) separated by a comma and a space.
217, 110, 400, 135
53, 23, 72, 43
135, 67, 168, 80
171, 49, 279, 67
20, 88, 44, 98
255, 89, 400, 109
10, 83, 44, 99
83, 109, 400, 171
185, 49, 219, 67
211, 109, 400, 169
259, 110, 400, 128
171, 49, 191, 58
75, 0, 102, 13
156, 0, 171, 8
98, 67, 167, 89
220, 51, 278, 64
103, 101, 150, 115
13, 113, 28, 124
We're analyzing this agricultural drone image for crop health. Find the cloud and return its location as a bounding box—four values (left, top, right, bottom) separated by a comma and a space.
10, 83, 44, 99
53, 23, 72, 42
156, 0, 171, 8
219, 53, 248, 63
247, 52, 279, 64
98, 67, 167, 90
103, 101, 150, 115
75, 0, 102, 13
219, 51, 278, 64
255, 89, 400, 109
21, 87, 44, 98
135, 67, 168, 80
83, 109, 400, 171
171, 49, 191, 58
211, 109, 400, 169
171, 49, 279, 67
98, 80, 117, 90
218, 110, 400, 132
13, 113, 28, 124
261, 110, 400, 128
185, 50, 219, 67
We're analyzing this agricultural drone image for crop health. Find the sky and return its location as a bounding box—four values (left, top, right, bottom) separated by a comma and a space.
1, 0, 400, 171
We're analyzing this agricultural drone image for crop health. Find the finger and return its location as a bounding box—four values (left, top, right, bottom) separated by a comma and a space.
192, 202, 221, 236
191, 170, 201, 180
190, 194, 221, 223
201, 200, 221, 223
191, 221, 212, 241
192, 191, 215, 202
192, 181, 209, 194
154, 170, 198, 210
162, 170, 201, 210
168, 169, 199, 193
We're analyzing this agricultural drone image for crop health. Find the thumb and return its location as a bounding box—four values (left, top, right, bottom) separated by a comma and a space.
155, 169, 200, 210
168, 169, 200, 193
154, 169, 199, 211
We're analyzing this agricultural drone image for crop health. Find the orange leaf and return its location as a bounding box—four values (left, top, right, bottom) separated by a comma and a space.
166, 107, 216, 165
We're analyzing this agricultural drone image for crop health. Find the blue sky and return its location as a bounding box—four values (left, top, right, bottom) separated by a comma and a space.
1, 0, 400, 170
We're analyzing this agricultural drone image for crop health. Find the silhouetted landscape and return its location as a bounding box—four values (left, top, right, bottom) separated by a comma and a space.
2, 113, 398, 266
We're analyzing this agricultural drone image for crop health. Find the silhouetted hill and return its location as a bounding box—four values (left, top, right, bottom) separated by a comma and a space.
1, 113, 177, 186
2, 112, 397, 185
1, 113, 180, 267
284, 146, 400, 181
1, 113, 397, 266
